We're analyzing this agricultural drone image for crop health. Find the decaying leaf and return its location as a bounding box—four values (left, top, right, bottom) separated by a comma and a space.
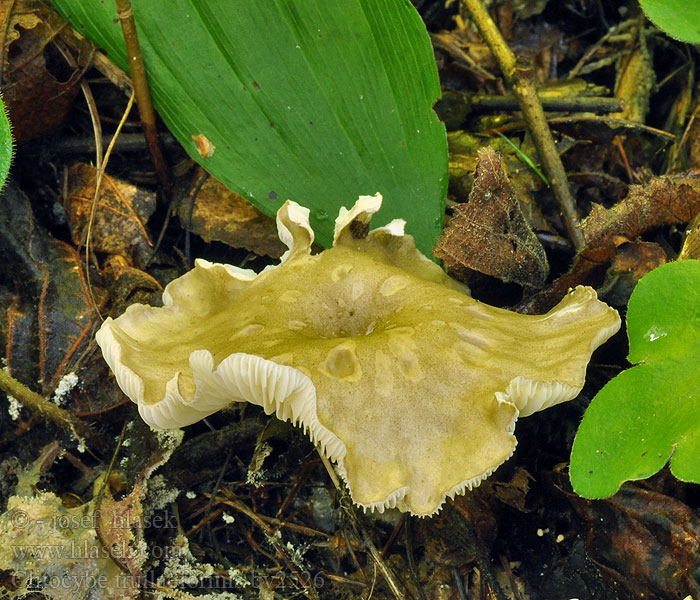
99, 255, 162, 315
486, 466, 533, 513
678, 208, 700, 260
0, 443, 137, 599
65, 163, 156, 267
568, 485, 700, 600
177, 173, 286, 258
0, 181, 103, 395
613, 25, 654, 124
600, 240, 667, 306
0, 0, 83, 143
520, 175, 700, 312
436, 147, 549, 288
582, 176, 700, 255
0, 428, 183, 599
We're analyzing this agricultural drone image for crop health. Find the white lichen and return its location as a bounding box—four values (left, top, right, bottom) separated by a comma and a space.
157, 534, 215, 590
154, 427, 185, 450
50, 372, 79, 406
145, 474, 180, 513
285, 541, 310, 569
7, 395, 21, 421
227, 568, 250, 588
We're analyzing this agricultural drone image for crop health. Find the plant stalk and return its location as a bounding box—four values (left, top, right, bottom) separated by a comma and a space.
115, 0, 172, 200
460, 0, 586, 252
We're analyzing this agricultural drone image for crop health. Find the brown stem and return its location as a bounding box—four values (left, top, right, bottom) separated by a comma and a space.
115, 0, 172, 199
460, 0, 586, 252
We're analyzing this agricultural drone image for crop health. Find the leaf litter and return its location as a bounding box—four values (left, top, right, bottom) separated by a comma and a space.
2, 0, 700, 599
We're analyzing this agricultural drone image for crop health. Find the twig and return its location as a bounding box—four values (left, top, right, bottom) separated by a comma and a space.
472, 94, 623, 114
453, 567, 468, 600
499, 554, 523, 600
52, 38, 103, 172
53, 132, 179, 155
115, 0, 173, 199
216, 488, 321, 600
405, 516, 428, 600
668, 98, 700, 173
0, 367, 95, 444
486, 114, 676, 140
566, 20, 635, 80
185, 171, 209, 265
84, 90, 136, 320
460, 0, 586, 252
58, 27, 133, 95
445, 504, 509, 600
318, 452, 407, 600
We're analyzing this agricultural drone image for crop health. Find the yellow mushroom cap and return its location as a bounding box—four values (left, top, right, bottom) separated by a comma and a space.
96, 194, 620, 516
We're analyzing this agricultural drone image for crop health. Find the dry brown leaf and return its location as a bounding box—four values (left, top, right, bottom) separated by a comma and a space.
567, 484, 700, 600
520, 175, 700, 312
0, 181, 105, 395
177, 174, 286, 258
65, 163, 156, 267
0, 0, 84, 143
435, 147, 549, 288
486, 466, 533, 513
582, 176, 700, 254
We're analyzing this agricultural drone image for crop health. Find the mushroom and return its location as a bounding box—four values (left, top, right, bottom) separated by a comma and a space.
96, 194, 620, 516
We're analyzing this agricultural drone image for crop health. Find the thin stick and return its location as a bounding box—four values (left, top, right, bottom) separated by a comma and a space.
472, 94, 623, 114
668, 100, 700, 173
53, 39, 103, 172
0, 367, 94, 443
84, 90, 136, 320
318, 452, 407, 600
405, 516, 428, 600
115, 0, 172, 199
216, 489, 321, 600
460, 0, 586, 252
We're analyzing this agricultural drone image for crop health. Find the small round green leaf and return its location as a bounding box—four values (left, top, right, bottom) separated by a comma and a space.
640, 0, 700, 43
626, 259, 700, 364
571, 260, 700, 498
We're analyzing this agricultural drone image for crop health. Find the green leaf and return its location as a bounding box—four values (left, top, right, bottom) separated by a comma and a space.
570, 260, 700, 498
51, 0, 447, 256
639, 0, 700, 43
0, 94, 12, 191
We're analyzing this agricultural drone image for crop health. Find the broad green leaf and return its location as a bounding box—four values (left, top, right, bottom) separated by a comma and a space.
0, 95, 12, 190
639, 0, 700, 43
570, 260, 700, 498
51, 0, 447, 256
